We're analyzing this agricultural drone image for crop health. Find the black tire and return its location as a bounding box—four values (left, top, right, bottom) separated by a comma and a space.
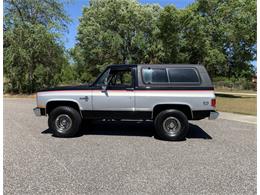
154, 109, 189, 141
48, 106, 82, 137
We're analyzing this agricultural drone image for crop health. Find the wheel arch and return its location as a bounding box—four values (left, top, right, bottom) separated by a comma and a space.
152, 104, 193, 120
46, 100, 83, 117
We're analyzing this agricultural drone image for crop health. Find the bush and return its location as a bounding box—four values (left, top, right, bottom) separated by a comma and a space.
213, 77, 255, 90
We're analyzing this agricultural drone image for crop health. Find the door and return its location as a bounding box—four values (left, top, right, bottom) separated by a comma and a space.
92, 67, 135, 115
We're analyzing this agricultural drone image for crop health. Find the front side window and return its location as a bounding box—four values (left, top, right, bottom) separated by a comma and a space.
168, 68, 200, 83
108, 69, 133, 88
142, 68, 168, 84
95, 68, 133, 88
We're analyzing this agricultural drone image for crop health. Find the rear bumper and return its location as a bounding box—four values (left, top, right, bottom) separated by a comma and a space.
208, 111, 219, 120
33, 107, 46, 116
192, 110, 218, 120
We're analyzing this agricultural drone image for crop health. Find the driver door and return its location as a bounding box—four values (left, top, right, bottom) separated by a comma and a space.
92, 67, 135, 114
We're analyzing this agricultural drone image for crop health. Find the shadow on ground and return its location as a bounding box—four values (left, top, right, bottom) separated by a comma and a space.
42, 120, 212, 140
216, 94, 242, 98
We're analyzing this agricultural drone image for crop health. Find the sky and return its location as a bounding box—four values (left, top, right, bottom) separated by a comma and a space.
63, 0, 195, 49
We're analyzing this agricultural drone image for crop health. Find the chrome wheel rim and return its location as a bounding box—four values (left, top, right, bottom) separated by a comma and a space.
163, 116, 181, 136
55, 114, 72, 133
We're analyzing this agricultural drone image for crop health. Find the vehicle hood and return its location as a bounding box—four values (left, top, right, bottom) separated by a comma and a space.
38, 84, 91, 92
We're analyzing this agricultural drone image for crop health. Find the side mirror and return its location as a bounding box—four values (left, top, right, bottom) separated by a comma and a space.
101, 85, 107, 92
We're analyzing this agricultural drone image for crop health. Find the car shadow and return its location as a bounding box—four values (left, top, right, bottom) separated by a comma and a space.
41, 120, 212, 140
216, 94, 242, 98
186, 123, 212, 139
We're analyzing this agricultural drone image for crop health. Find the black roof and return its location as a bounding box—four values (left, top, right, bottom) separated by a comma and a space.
107, 64, 205, 71
108, 64, 202, 67
138, 64, 203, 67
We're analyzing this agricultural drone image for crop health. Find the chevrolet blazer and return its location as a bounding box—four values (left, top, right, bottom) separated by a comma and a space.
33, 64, 219, 141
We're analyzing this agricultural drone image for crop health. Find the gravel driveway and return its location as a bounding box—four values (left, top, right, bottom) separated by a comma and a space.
4, 98, 256, 194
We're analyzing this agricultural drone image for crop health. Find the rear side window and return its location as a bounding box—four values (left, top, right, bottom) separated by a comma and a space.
142, 68, 168, 83
168, 68, 200, 83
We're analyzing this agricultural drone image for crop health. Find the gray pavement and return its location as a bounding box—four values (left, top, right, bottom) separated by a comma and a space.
219, 112, 257, 125
4, 98, 256, 194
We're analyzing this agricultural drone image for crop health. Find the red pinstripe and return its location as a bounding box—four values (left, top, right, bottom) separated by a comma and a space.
38, 89, 214, 93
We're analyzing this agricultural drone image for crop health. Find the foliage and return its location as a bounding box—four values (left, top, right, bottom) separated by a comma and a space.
193, 0, 256, 77
4, 0, 70, 31
156, 0, 256, 77
4, 24, 64, 93
4, 0, 72, 93
4, 0, 256, 93
213, 77, 255, 90
59, 59, 78, 85
73, 0, 163, 82
73, 0, 256, 81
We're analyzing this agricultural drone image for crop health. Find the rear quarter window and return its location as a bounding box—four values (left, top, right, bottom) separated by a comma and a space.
142, 68, 168, 83
168, 68, 200, 83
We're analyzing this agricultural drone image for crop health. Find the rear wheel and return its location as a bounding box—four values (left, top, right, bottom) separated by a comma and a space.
154, 109, 189, 141
48, 106, 82, 137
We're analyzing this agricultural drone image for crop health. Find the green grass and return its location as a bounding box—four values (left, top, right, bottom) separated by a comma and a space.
216, 94, 256, 115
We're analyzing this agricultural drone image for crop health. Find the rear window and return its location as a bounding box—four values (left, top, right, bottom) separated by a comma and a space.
168, 68, 200, 83
142, 68, 168, 83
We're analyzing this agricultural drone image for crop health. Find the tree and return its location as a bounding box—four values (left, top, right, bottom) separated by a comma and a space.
187, 0, 256, 77
4, 0, 71, 93
4, 0, 256, 93
4, 0, 69, 31
4, 24, 67, 93
179, 3, 227, 76
157, 0, 256, 78
157, 5, 183, 63
73, 0, 163, 82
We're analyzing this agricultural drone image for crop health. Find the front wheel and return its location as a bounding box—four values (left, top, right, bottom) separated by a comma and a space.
154, 109, 189, 141
48, 106, 82, 137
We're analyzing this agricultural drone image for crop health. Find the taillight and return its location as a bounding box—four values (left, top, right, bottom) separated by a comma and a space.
211, 99, 216, 107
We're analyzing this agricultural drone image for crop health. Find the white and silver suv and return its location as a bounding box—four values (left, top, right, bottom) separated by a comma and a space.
34, 64, 218, 141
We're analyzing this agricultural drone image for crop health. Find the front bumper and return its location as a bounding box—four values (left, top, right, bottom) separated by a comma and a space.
208, 111, 219, 120
33, 107, 45, 116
